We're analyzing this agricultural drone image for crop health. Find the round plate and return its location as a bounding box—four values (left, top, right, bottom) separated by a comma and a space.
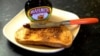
3, 8, 80, 53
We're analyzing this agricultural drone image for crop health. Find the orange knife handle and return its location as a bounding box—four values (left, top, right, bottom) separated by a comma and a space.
70, 18, 99, 25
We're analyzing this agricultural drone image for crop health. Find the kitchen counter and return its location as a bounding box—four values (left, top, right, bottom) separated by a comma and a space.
0, 0, 100, 56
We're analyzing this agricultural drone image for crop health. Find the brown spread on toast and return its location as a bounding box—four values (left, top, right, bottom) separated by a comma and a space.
15, 23, 73, 48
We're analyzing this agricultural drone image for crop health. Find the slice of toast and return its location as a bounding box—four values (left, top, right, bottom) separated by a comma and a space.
15, 24, 73, 48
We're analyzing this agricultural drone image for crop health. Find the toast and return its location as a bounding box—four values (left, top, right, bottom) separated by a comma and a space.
15, 24, 73, 48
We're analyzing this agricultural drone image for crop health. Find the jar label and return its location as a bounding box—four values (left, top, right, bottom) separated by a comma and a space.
27, 6, 52, 21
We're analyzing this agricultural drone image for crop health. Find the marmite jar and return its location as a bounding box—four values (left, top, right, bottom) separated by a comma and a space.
25, 0, 52, 21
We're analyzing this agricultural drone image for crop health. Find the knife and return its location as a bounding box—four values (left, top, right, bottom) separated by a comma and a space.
30, 18, 99, 28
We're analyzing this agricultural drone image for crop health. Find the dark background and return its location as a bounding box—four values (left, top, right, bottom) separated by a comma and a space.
0, 0, 100, 56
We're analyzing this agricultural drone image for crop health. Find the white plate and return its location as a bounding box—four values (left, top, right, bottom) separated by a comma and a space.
3, 8, 80, 53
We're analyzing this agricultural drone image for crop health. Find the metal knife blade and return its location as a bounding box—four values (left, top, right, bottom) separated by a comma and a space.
30, 21, 65, 28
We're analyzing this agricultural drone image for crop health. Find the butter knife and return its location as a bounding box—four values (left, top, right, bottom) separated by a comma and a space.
30, 18, 99, 28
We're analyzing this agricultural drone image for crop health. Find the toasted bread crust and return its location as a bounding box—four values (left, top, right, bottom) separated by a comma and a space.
15, 24, 73, 48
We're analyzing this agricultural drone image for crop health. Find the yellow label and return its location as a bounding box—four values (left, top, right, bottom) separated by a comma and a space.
27, 6, 52, 21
